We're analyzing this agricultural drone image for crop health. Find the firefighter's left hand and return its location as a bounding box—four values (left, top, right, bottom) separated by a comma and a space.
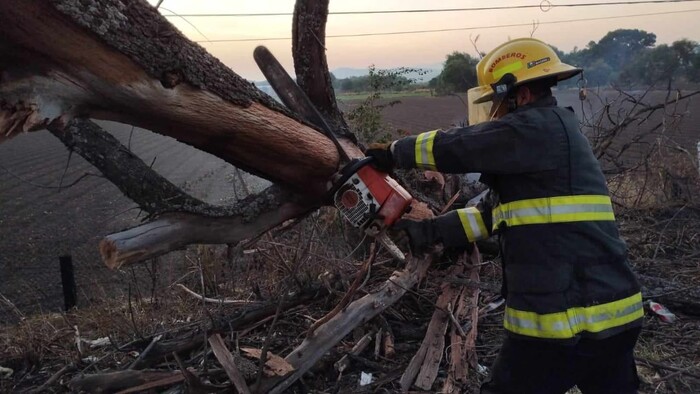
392, 218, 436, 255
364, 142, 394, 173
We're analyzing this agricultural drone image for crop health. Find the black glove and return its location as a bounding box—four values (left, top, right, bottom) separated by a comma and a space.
364, 142, 394, 173
392, 218, 437, 256
393, 215, 475, 256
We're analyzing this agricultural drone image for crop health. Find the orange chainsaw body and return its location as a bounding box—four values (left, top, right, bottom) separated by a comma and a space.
334, 162, 412, 231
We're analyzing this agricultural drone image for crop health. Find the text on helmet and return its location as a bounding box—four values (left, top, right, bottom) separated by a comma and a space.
488, 52, 527, 73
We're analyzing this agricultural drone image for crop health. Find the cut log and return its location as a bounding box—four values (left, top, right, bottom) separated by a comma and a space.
0, 0, 345, 194
403, 264, 466, 391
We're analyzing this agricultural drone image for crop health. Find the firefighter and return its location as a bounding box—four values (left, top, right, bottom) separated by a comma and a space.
366, 38, 643, 394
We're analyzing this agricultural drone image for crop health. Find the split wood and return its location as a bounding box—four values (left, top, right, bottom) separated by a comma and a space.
208, 333, 252, 394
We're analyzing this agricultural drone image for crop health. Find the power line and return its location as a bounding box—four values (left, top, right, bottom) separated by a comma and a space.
164, 0, 700, 17
193, 8, 700, 43
160, 6, 211, 42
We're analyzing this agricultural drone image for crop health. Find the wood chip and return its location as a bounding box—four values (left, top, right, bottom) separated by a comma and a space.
241, 347, 295, 377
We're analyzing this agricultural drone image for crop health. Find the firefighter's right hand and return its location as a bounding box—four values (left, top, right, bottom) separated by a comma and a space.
392, 218, 436, 256
364, 142, 394, 173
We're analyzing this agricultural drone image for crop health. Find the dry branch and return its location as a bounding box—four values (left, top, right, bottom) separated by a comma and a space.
177, 284, 264, 306
124, 290, 323, 370
307, 243, 377, 336
50, 119, 211, 216
335, 331, 375, 373
100, 188, 311, 269
52, 116, 316, 268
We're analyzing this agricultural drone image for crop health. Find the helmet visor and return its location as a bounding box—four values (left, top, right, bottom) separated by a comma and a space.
468, 87, 493, 125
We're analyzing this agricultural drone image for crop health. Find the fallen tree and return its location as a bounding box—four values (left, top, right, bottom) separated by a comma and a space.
0, 0, 363, 265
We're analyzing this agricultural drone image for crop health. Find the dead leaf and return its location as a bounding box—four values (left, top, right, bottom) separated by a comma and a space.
423, 171, 445, 191
240, 347, 294, 377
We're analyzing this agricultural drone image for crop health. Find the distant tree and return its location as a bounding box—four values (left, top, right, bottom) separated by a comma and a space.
620, 39, 699, 87
428, 77, 438, 89
592, 29, 657, 70
336, 69, 417, 93
561, 29, 656, 86
585, 59, 615, 87
346, 66, 421, 143
340, 78, 356, 92
434, 51, 479, 95
690, 45, 700, 82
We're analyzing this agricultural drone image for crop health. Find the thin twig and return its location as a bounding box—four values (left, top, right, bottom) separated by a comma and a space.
30, 363, 76, 393
175, 284, 262, 306
254, 292, 286, 389
653, 205, 687, 260
307, 242, 378, 336
636, 356, 700, 379
0, 163, 100, 190
446, 302, 467, 338
128, 334, 162, 370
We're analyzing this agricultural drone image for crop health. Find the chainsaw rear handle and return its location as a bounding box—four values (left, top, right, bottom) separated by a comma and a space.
328, 157, 374, 198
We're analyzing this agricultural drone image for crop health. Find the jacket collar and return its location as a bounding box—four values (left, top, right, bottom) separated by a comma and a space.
512, 95, 558, 114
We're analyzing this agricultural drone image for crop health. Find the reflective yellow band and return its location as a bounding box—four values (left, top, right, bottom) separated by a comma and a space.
414, 130, 438, 171
493, 61, 524, 80
504, 292, 643, 339
492, 195, 614, 230
457, 207, 489, 242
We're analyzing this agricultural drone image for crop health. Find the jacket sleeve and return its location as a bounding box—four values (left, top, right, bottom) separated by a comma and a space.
391, 117, 563, 174
434, 196, 493, 248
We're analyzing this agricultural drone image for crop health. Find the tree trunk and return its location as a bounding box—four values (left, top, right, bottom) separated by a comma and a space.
292, 0, 354, 142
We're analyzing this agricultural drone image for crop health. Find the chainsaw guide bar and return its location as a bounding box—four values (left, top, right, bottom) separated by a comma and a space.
254, 46, 411, 261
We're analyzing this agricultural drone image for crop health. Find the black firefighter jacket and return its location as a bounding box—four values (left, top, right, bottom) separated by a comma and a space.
392, 96, 642, 342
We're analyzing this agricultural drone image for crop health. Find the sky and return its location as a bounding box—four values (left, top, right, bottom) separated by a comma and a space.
147, 0, 700, 81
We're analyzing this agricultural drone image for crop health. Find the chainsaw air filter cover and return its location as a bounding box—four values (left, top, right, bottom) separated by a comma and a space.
334, 172, 377, 228
333, 163, 412, 230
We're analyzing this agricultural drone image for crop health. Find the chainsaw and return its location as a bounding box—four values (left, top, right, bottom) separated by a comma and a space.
254, 46, 412, 260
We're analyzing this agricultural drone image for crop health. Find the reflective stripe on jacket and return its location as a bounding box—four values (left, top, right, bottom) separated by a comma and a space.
504, 292, 643, 339
492, 195, 615, 230
434, 204, 492, 247
392, 96, 642, 341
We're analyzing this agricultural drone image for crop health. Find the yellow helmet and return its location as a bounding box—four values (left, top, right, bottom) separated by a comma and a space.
472, 38, 581, 104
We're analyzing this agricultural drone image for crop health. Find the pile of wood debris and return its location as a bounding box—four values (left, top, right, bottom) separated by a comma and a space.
1, 205, 699, 393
